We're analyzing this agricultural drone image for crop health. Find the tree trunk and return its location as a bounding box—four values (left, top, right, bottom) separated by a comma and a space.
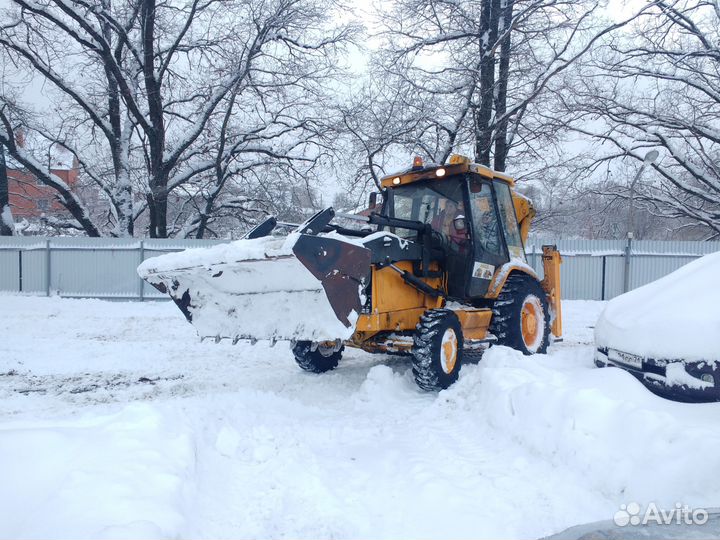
156, 192, 168, 238
148, 184, 168, 238
195, 213, 209, 239
475, 0, 502, 166
101, 0, 133, 237
195, 193, 218, 239
0, 148, 14, 236
493, 0, 513, 172
141, 0, 169, 238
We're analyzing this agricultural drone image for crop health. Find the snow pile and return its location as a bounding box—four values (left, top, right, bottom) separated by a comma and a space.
176, 255, 358, 342
595, 250, 720, 360
1, 204, 14, 231
441, 346, 720, 508
0, 403, 192, 539
137, 234, 296, 276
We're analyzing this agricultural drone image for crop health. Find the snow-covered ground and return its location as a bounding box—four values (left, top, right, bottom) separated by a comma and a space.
1, 296, 719, 539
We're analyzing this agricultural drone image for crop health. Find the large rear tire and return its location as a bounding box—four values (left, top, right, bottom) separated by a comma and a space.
411, 309, 464, 391
490, 273, 550, 354
292, 341, 344, 373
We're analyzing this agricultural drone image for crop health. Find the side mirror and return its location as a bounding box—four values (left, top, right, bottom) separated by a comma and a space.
368, 191, 380, 211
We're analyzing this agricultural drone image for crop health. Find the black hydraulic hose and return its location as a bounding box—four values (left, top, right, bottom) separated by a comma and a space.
388, 264, 446, 298
367, 212, 429, 232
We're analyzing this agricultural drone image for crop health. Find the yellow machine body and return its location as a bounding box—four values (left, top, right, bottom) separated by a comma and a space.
349, 155, 562, 354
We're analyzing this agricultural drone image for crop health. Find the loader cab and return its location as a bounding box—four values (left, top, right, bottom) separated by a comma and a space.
383, 172, 527, 299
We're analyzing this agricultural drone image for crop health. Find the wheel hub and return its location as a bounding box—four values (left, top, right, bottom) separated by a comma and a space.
314, 340, 342, 357
520, 296, 544, 352
440, 328, 458, 374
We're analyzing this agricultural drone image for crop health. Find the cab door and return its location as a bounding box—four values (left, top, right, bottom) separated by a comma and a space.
466, 177, 509, 297
493, 179, 527, 262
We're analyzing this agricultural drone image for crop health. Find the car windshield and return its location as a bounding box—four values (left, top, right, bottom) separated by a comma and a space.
390, 179, 465, 239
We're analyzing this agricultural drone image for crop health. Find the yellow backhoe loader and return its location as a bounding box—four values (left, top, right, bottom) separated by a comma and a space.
139, 154, 562, 390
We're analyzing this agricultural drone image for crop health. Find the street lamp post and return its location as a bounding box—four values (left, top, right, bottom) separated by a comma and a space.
627, 149, 660, 238
623, 149, 659, 293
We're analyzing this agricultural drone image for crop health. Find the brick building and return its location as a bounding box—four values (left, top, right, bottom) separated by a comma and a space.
7, 146, 79, 220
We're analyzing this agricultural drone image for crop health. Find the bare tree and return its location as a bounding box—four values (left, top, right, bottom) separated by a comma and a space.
170, 64, 341, 238
0, 0, 355, 237
369, 0, 640, 173
557, 0, 720, 239
338, 81, 431, 193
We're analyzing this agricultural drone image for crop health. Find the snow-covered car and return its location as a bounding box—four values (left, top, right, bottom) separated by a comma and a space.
594, 250, 720, 402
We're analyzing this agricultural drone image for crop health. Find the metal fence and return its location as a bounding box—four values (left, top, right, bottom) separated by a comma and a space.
1, 236, 719, 301
0, 237, 226, 300
525, 237, 720, 300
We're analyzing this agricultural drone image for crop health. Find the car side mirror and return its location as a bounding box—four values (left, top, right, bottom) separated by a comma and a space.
368, 191, 380, 211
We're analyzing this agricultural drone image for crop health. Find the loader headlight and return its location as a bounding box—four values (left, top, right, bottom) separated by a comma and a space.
436, 168, 446, 177
392, 177, 401, 185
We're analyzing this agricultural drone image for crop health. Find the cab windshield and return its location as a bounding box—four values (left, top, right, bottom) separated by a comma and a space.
390, 178, 465, 240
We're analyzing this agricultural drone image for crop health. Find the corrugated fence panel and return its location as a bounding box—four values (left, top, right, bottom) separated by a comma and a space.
528, 237, 626, 255
1, 236, 719, 301
21, 250, 47, 293
525, 246, 544, 277
50, 238, 142, 298
564, 255, 603, 300
0, 238, 48, 293
526, 238, 627, 300
0, 249, 19, 291
633, 240, 720, 255
604, 256, 626, 300
630, 240, 720, 292
630, 254, 700, 291
140, 239, 226, 298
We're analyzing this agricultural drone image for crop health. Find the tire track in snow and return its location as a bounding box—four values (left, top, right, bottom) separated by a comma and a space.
176, 364, 614, 539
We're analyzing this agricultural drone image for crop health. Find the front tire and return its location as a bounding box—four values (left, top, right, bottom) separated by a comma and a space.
490, 273, 550, 354
411, 309, 464, 391
292, 341, 344, 373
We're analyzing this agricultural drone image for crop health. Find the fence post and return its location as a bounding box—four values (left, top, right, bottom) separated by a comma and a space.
601, 255, 606, 300
531, 244, 537, 272
45, 238, 52, 296
138, 240, 145, 301
18, 249, 23, 292
623, 233, 633, 293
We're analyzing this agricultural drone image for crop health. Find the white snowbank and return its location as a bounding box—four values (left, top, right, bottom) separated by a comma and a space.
0, 404, 191, 539
137, 234, 296, 276
595, 250, 720, 360
446, 346, 720, 509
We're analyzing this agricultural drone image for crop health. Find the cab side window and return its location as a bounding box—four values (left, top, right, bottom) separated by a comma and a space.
494, 180, 526, 261
468, 180, 503, 257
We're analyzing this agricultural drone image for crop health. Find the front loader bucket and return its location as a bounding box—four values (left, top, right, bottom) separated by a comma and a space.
138, 233, 371, 343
